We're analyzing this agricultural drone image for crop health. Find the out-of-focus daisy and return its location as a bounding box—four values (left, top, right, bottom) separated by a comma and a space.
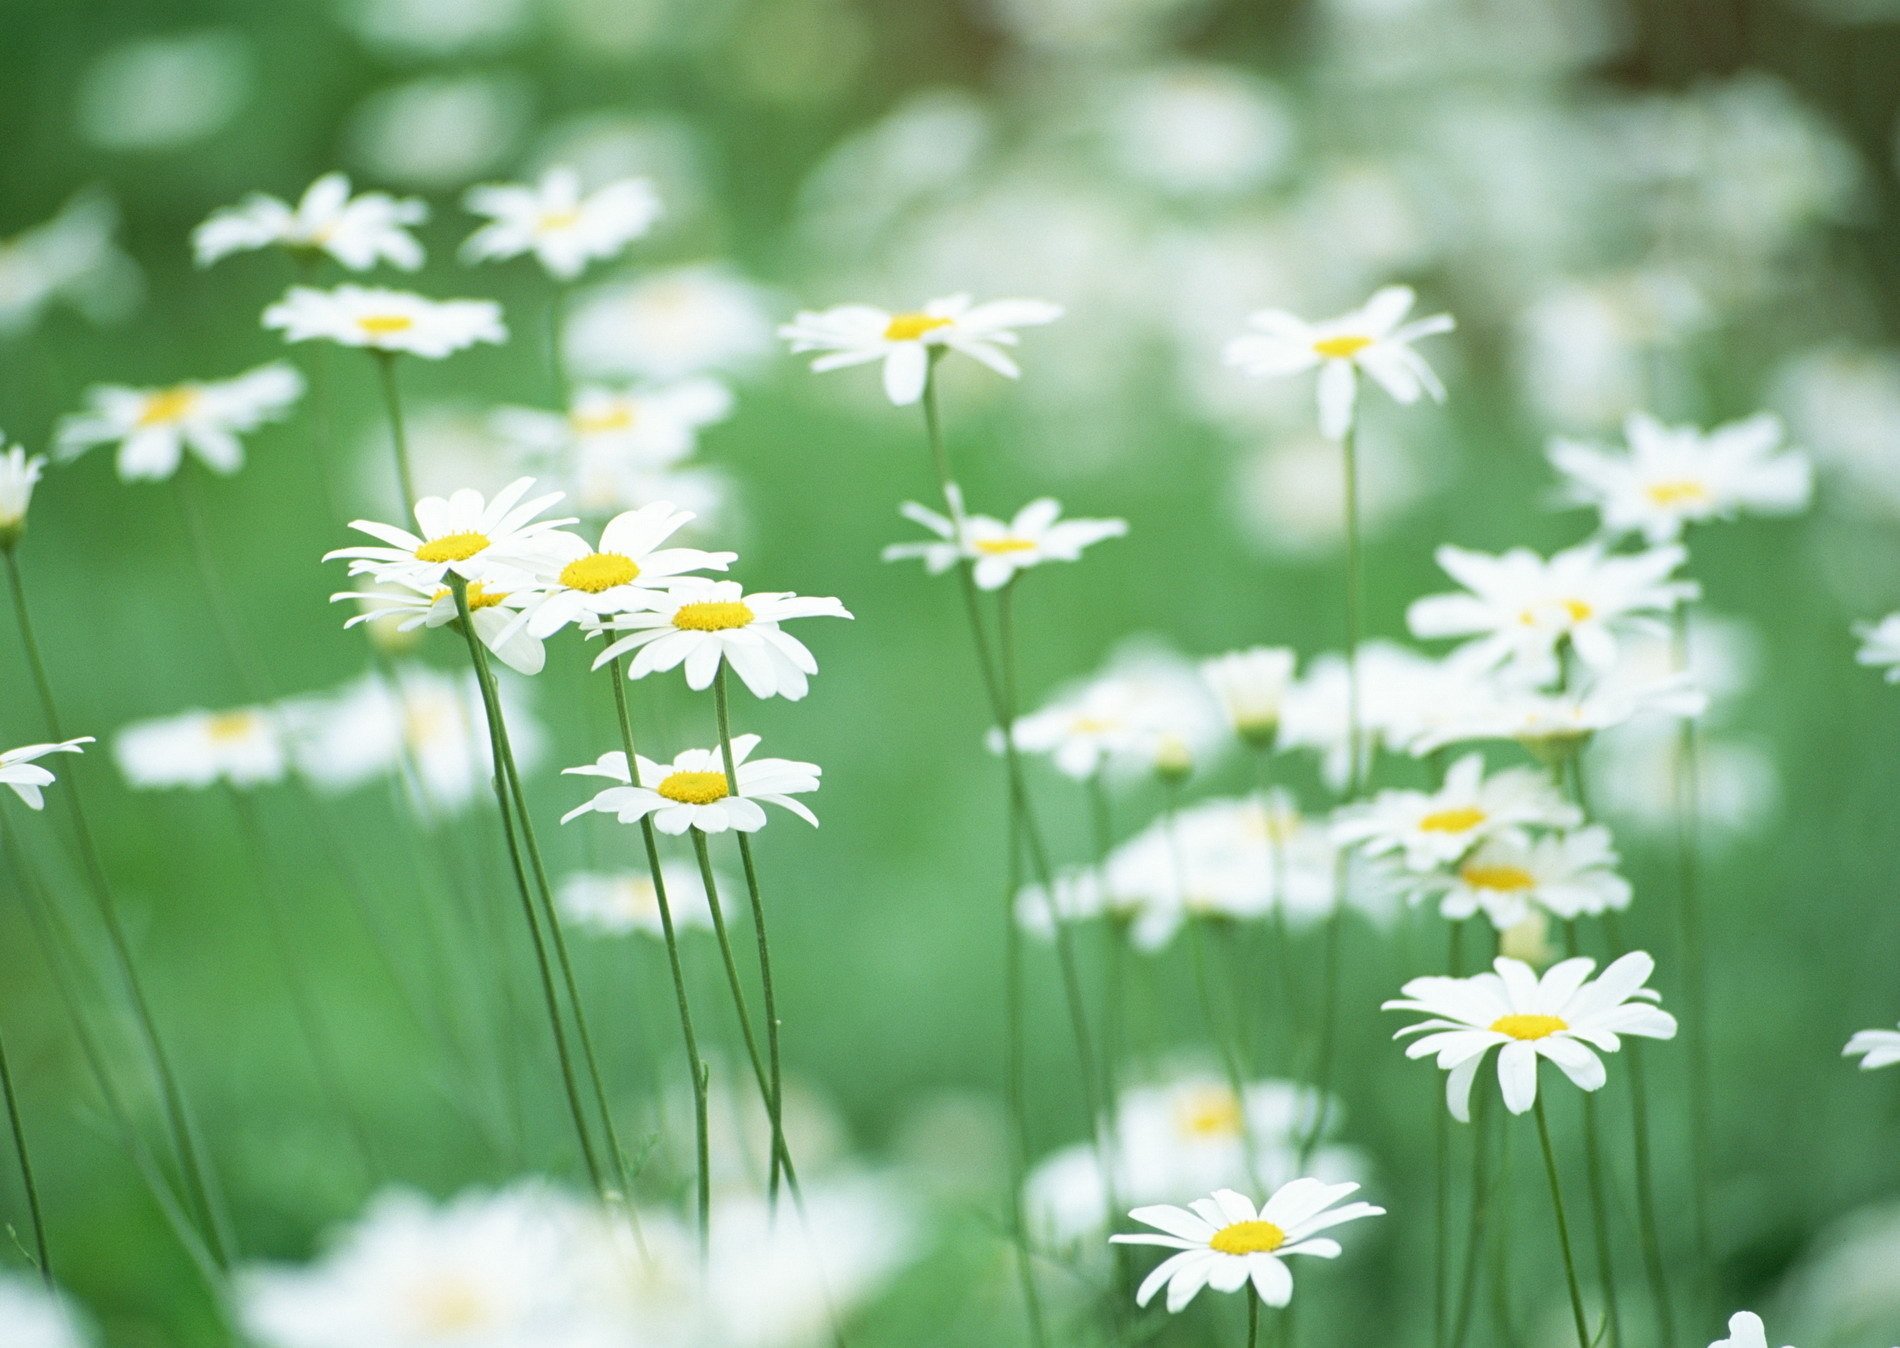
0, 1273, 92, 1348
566, 265, 776, 381
498, 503, 735, 640
1709, 1311, 1790, 1348
1409, 672, 1709, 757
558, 864, 721, 938
1279, 642, 1451, 787
0, 739, 94, 809
194, 173, 427, 271
265, 285, 505, 359
779, 293, 1063, 406
1854, 613, 1900, 683
115, 709, 287, 790
492, 379, 733, 471
1111, 1181, 1384, 1311
1844, 1023, 1900, 1071
325, 477, 579, 588
1385, 952, 1677, 1121
591, 579, 852, 701
1200, 647, 1295, 748
1332, 753, 1578, 871
1224, 285, 1454, 440
0, 191, 140, 339
883, 492, 1126, 589
1007, 644, 1228, 783
332, 576, 545, 675
1416, 827, 1629, 927
1551, 411, 1812, 544
0, 442, 47, 545
56, 365, 303, 481
1408, 541, 1698, 679
462, 167, 661, 281
561, 736, 820, 834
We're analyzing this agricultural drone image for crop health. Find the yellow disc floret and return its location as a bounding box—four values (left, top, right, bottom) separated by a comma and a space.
656, 770, 730, 805
138, 386, 201, 427
1459, 863, 1537, 891
1312, 334, 1373, 359
883, 312, 953, 342
358, 314, 415, 337
1418, 806, 1487, 833
1209, 1220, 1286, 1256
1645, 479, 1710, 508
972, 537, 1037, 555
1489, 1013, 1568, 1041
672, 601, 755, 631
1176, 1088, 1245, 1139
415, 532, 491, 563
559, 552, 639, 593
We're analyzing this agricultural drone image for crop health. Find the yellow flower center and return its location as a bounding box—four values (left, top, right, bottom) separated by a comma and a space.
672, 601, 754, 631
1459, 863, 1537, 891
973, 537, 1037, 555
1562, 598, 1594, 623
1313, 334, 1374, 359
414, 531, 491, 563
1176, 1088, 1245, 1139
412, 1277, 488, 1333
138, 387, 200, 427
1209, 1220, 1287, 1256
1489, 1013, 1568, 1041
1644, 478, 1709, 508
559, 552, 639, 593
431, 581, 507, 610
657, 770, 729, 805
538, 208, 583, 232
205, 712, 257, 742
1418, 805, 1487, 833
357, 313, 415, 336
883, 312, 953, 342
571, 403, 637, 435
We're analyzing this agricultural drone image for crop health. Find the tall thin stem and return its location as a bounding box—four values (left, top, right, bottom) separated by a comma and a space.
1605, 910, 1675, 1345
711, 668, 788, 1207
0, 1027, 51, 1285
1249, 750, 1300, 1064
1247, 1296, 1260, 1348
606, 663, 711, 1256
373, 352, 419, 508
1670, 606, 1715, 1290
1533, 1094, 1593, 1348
1000, 766, 1048, 1347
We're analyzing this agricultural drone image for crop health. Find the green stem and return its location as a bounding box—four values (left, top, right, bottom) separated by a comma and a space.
1670, 606, 1715, 1292
0, 1026, 51, 1285
1605, 910, 1675, 1344
2, 546, 233, 1268
606, 662, 711, 1257
372, 351, 419, 507
1247, 1295, 1260, 1348
547, 282, 573, 411
1250, 750, 1301, 1065
1561, 923, 1621, 1348
1533, 1094, 1593, 1348
712, 668, 788, 1207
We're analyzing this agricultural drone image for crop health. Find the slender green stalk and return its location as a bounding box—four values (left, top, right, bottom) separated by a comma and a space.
1604, 910, 1675, 1345
291, 253, 343, 525
1247, 1296, 1260, 1348
0, 1027, 50, 1285
606, 663, 711, 1256
372, 351, 419, 507
1249, 750, 1300, 1063
711, 668, 788, 1207
1433, 920, 1467, 1348
999, 786, 1049, 1348
1669, 607, 1715, 1290
2, 546, 233, 1268
547, 282, 574, 410
1533, 1094, 1593, 1348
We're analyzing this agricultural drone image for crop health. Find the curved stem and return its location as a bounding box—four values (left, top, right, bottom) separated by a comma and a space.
1533, 1094, 1593, 1348
372, 351, 419, 507
0, 1027, 50, 1285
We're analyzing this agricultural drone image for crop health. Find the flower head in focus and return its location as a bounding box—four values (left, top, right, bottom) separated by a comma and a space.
194, 173, 427, 271
1414, 826, 1629, 928
0, 738, 94, 809
1225, 285, 1453, 440
324, 477, 579, 588
56, 364, 303, 481
779, 293, 1063, 405
591, 579, 852, 701
462, 167, 661, 280
498, 502, 736, 640
883, 490, 1126, 590
265, 285, 506, 358
1331, 753, 1579, 871
561, 735, 820, 834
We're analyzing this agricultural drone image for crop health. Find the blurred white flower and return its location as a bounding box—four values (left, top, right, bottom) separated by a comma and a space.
559, 864, 721, 938
1199, 646, 1295, 747
1008, 642, 1227, 783
882, 491, 1125, 589
1773, 345, 1900, 514
1332, 752, 1578, 872
781, 293, 1063, 406
1416, 825, 1629, 928
0, 192, 141, 337
0, 738, 94, 810
1844, 1023, 1900, 1071
592, 580, 852, 701
195, 174, 427, 272
1513, 270, 1709, 428
0, 1274, 91, 1348
266, 286, 506, 359
1279, 641, 1448, 787
1408, 672, 1709, 756
346, 74, 531, 190
0, 442, 47, 543
1779, 1200, 1900, 1342
79, 31, 252, 152
462, 168, 661, 281
1103, 65, 1296, 199
56, 365, 303, 481
1225, 285, 1453, 440
1708, 1311, 1790, 1348
1855, 613, 1900, 682
115, 709, 286, 790
566, 266, 777, 382
1230, 428, 1425, 557
492, 379, 733, 471
983, 0, 1213, 53
561, 736, 820, 834
333, 576, 546, 676
341, 0, 531, 55
325, 477, 579, 589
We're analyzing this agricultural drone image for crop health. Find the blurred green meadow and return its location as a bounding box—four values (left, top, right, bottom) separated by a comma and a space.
4, 0, 1900, 1343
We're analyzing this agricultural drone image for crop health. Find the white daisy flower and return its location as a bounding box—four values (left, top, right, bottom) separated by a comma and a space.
461, 167, 661, 281
1200, 646, 1296, 748
779, 293, 1063, 406
558, 864, 721, 938
1854, 613, 1900, 683
1407, 541, 1699, 680
1710, 1311, 1791, 1348
1417, 826, 1630, 928
565, 264, 775, 382
1279, 642, 1454, 789
193, 172, 428, 271
264, 285, 506, 359
496, 502, 735, 641
332, 576, 545, 675
1006, 646, 1228, 783
114, 708, 287, 790
1331, 752, 1579, 872
1224, 284, 1454, 440
1409, 673, 1709, 756
55, 364, 303, 481
560, 736, 820, 834
0, 190, 139, 340
0, 1272, 91, 1348
882, 492, 1126, 590
491, 378, 733, 471
1384, 952, 1678, 1122
1844, 1023, 1900, 1071
1551, 411, 1812, 544
1110, 1181, 1384, 1312
0, 738, 94, 809
590, 579, 852, 701
0, 442, 47, 542
324, 477, 580, 589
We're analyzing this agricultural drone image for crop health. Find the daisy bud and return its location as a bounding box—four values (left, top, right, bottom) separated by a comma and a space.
0, 444, 46, 549
1498, 910, 1554, 968
1153, 733, 1194, 785
1201, 646, 1295, 751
